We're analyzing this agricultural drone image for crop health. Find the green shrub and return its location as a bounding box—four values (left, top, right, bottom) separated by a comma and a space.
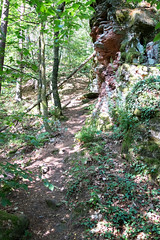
23, 132, 50, 147
0, 162, 32, 206
76, 124, 100, 143
126, 77, 160, 119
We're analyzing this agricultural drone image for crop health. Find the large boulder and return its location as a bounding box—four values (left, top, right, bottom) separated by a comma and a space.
0, 210, 29, 240
121, 77, 160, 181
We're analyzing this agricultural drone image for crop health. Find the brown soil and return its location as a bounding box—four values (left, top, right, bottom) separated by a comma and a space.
1, 76, 160, 240
2, 77, 96, 239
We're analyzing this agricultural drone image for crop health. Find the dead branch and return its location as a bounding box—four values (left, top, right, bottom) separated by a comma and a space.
3, 64, 39, 81
58, 51, 96, 88
25, 51, 96, 113
0, 51, 96, 132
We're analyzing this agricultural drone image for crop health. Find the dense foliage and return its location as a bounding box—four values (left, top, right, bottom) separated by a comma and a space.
126, 77, 160, 119
0, 0, 95, 206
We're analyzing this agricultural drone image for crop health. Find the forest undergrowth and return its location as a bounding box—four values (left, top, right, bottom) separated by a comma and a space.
67, 124, 160, 239
0, 76, 160, 240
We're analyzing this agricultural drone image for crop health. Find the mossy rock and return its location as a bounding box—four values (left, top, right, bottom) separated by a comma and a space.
121, 129, 134, 154
134, 108, 141, 117
126, 77, 160, 119
125, 48, 140, 63
149, 117, 160, 132
116, 9, 129, 23
138, 141, 160, 160
122, 125, 160, 182
140, 157, 160, 181
129, 8, 156, 29
95, 113, 113, 131
0, 210, 29, 240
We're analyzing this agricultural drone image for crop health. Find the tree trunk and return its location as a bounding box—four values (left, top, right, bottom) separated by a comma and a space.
38, 36, 42, 114
15, 3, 25, 102
24, 51, 96, 114
51, 2, 65, 116
40, 22, 52, 134
51, 31, 62, 114
0, 0, 9, 94
0, 50, 96, 133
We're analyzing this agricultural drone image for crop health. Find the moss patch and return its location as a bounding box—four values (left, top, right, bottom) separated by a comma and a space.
121, 125, 160, 183
121, 130, 133, 154
0, 210, 29, 240
125, 48, 140, 63
116, 9, 129, 23
139, 141, 160, 160
126, 77, 160, 119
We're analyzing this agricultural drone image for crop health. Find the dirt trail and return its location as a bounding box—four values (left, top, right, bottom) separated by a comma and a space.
6, 77, 94, 240
2, 76, 160, 240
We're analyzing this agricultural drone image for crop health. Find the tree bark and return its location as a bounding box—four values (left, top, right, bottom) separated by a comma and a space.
0, 51, 96, 132
38, 36, 42, 114
40, 22, 52, 134
25, 51, 96, 113
51, 2, 65, 115
0, 0, 10, 94
15, 3, 25, 102
51, 31, 62, 114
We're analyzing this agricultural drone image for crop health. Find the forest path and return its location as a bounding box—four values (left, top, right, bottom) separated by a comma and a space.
7, 76, 95, 240
2, 76, 160, 240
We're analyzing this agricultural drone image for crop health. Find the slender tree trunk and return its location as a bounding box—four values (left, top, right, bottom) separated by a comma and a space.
15, 3, 25, 102
51, 31, 62, 114
51, 2, 65, 116
40, 23, 52, 134
0, 0, 9, 94
38, 36, 42, 114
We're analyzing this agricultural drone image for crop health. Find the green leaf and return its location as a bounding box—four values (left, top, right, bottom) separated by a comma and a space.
43, 179, 49, 188
31, 64, 38, 71
49, 183, 54, 191
23, 48, 30, 56
155, 22, 160, 30
88, 6, 95, 12
43, 179, 55, 191
1, 197, 11, 207
47, 7, 56, 16
154, 32, 160, 42
72, 3, 81, 11
54, 19, 61, 26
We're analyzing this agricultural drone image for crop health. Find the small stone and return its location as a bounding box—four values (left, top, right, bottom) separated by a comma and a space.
91, 214, 98, 221
98, 214, 103, 220
45, 199, 62, 210
134, 108, 141, 117
40, 165, 50, 174
14, 207, 19, 211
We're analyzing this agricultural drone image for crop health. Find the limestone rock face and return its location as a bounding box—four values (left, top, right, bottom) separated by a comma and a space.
90, 1, 159, 95
93, 28, 122, 66
90, 0, 160, 116
90, 0, 160, 181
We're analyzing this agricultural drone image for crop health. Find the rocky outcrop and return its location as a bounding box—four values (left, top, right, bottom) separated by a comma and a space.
90, 1, 160, 182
